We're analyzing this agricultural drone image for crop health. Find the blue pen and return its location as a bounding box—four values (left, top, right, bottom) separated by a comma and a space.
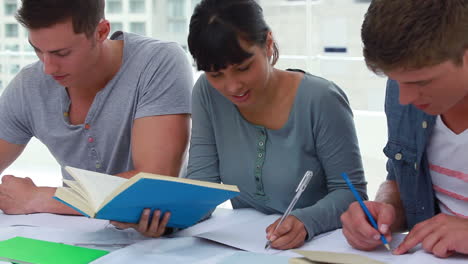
341, 172, 391, 251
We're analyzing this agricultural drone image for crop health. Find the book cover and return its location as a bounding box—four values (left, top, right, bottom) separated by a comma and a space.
54, 167, 240, 229
0, 237, 108, 264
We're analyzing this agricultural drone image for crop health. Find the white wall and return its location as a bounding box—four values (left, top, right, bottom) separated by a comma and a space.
2, 138, 61, 187
354, 110, 387, 199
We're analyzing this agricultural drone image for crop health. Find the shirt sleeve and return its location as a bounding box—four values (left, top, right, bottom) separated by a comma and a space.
384, 79, 399, 181
385, 159, 396, 181
0, 71, 33, 145
291, 81, 367, 239
135, 43, 193, 119
185, 75, 221, 183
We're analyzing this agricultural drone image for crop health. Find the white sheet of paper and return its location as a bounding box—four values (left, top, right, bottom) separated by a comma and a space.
90, 237, 239, 264
173, 208, 268, 237
0, 213, 149, 250
185, 208, 333, 255
280, 229, 468, 264
195, 213, 282, 254
0, 225, 148, 248
217, 252, 289, 264
0, 212, 109, 232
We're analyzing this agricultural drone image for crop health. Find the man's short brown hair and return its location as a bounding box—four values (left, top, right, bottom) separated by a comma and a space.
16, 0, 105, 38
362, 0, 468, 74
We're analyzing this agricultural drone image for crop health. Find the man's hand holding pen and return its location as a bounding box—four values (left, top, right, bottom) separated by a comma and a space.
341, 201, 395, 251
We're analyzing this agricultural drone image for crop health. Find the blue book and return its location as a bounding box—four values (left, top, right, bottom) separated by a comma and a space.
53, 167, 240, 229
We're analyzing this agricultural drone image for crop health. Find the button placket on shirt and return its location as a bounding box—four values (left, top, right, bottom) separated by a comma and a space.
415, 120, 428, 171
85, 123, 103, 171
254, 128, 267, 196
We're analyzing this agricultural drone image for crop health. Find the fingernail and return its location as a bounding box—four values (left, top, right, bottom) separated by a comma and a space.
380, 224, 389, 233
373, 234, 381, 240
270, 235, 277, 241
144, 209, 150, 215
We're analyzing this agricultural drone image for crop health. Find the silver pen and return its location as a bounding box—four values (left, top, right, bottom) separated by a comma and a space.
265, 170, 313, 250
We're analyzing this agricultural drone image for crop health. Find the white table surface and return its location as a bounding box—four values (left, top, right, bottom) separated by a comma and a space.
0, 209, 466, 264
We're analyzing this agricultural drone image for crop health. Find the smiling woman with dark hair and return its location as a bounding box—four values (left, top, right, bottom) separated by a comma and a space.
186, 0, 367, 250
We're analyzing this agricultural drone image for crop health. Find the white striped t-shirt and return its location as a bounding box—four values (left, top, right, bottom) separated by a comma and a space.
427, 115, 468, 218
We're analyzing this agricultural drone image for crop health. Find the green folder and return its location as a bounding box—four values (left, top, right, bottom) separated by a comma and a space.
0, 237, 109, 264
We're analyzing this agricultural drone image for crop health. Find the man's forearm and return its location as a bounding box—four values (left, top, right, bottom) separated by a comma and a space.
375, 180, 407, 232
32, 187, 82, 215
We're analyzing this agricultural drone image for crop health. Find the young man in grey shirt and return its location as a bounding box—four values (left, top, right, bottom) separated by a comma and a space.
0, 0, 192, 237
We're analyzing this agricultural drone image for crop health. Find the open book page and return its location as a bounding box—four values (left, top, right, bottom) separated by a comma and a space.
65, 167, 128, 212
54, 187, 94, 217
63, 180, 90, 202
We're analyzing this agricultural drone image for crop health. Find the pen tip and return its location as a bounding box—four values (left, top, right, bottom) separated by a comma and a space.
384, 244, 391, 251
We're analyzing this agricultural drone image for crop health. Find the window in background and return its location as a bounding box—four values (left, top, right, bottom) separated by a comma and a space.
5, 44, 19, 52
9, 64, 20, 75
107, 0, 123, 14
129, 0, 145, 13
167, 0, 186, 34
191, 0, 201, 10
168, 0, 185, 17
167, 20, 185, 34
130, 22, 146, 35
23, 43, 34, 52
110, 22, 124, 33
4, 0, 17, 15
5, 24, 19, 38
